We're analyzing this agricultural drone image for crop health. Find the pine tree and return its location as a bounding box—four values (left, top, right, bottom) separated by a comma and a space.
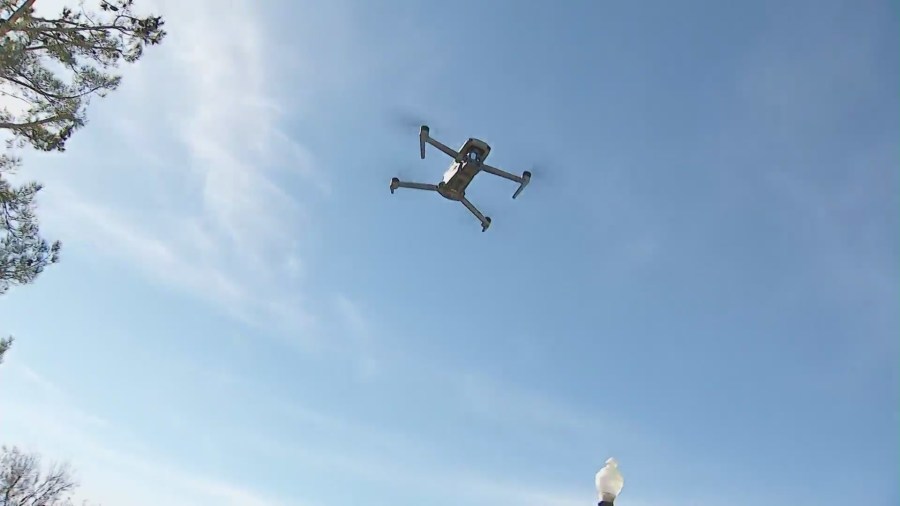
0, 153, 59, 297
0, 0, 166, 151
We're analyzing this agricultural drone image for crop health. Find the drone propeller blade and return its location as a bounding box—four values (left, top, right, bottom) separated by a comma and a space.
508, 161, 568, 205
395, 164, 416, 180
386, 108, 432, 132
384, 106, 453, 139
524, 160, 563, 189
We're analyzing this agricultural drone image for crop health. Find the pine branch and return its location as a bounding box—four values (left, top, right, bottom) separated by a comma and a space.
0, 0, 37, 38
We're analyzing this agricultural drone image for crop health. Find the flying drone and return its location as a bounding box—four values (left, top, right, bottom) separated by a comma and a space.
389, 125, 531, 232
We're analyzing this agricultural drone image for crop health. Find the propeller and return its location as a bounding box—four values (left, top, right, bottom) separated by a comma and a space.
394, 163, 418, 181
504, 157, 575, 207
384, 106, 447, 137
518, 160, 558, 192
388, 110, 428, 132
524, 162, 554, 187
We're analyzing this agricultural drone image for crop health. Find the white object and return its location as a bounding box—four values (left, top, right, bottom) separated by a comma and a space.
595, 457, 624, 502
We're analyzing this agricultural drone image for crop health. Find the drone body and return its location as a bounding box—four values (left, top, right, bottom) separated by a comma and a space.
390, 125, 531, 232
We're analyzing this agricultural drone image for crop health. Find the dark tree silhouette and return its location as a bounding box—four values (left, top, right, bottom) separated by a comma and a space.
0, 446, 93, 506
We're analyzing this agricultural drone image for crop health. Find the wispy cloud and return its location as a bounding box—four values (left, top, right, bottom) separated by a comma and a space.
156, 349, 638, 502
2, 357, 607, 506
331, 294, 383, 379
0, 363, 289, 506
12, 0, 334, 335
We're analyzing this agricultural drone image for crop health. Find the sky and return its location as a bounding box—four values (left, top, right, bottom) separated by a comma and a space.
0, 0, 897, 505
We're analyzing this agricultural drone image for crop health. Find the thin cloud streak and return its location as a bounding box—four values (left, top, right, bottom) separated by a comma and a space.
0, 364, 290, 506
11, 0, 330, 335
2, 360, 600, 506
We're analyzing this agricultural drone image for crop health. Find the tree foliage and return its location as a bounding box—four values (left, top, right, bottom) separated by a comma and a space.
0, 0, 165, 356
0, 446, 90, 506
0, 0, 166, 151
0, 155, 59, 295
0, 335, 11, 364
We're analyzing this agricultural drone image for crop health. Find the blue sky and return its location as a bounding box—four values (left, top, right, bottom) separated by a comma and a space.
0, 0, 897, 505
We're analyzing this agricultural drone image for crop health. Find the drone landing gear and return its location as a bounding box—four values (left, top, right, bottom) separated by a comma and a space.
461, 197, 491, 232
390, 177, 437, 194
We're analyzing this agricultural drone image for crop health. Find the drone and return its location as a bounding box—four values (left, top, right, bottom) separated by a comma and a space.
389, 125, 531, 232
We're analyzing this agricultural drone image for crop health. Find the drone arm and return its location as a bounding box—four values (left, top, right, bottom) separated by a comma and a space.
481, 163, 532, 199
420, 126, 461, 161
481, 163, 523, 183
392, 180, 438, 192
460, 197, 491, 232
